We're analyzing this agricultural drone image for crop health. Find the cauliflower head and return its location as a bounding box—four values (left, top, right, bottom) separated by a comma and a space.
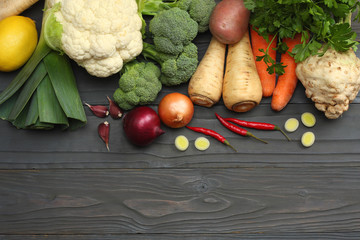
296, 47, 360, 119
44, 0, 143, 78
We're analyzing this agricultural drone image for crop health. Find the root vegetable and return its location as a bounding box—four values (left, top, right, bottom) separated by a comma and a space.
188, 37, 226, 107
98, 121, 110, 151
107, 96, 123, 119
85, 102, 109, 118
296, 47, 360, 119
271, 33, 302, 112
209, 0, 250, 44
222, 31, 262, 112
0, 0, 39, 21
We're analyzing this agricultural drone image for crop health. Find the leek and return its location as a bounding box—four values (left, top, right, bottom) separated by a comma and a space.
0, 1, 87, 130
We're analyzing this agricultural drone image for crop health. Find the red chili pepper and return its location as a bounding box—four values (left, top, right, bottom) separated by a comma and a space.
215, 113, 268, 144
224, 117, 291, 141
186, 126, 237, 152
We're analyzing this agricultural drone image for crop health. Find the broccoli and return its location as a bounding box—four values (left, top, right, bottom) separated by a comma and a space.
148, 7, 198, 55
113, 60, 162, 110
142, 42, 199, 86
140, 0, 216, 33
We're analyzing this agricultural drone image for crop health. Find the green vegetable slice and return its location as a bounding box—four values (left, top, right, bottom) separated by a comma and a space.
25, 91, 40, 127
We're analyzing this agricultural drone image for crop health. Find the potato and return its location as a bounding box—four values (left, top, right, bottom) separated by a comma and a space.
209, 0, 250, 45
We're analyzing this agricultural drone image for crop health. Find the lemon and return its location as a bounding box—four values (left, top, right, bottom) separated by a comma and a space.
0, 16, 38, 72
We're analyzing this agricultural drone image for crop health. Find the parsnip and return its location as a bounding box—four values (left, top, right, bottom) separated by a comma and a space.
0, 0, 39, 21
188, 37, 226, 107
222, 31, 262, 112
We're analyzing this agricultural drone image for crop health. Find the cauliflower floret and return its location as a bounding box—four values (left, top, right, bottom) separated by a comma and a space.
45, 0, 143, 78
296, 48, 360, 119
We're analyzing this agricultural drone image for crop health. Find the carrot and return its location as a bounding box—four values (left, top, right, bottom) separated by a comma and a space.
271, 33, 302, 111
250, 27, 277, 97
188, 36, 226, 107
0, 0, 39, 21
222, 31, 263, 112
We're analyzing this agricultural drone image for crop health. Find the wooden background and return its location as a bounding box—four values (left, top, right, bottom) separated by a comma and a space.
1, 1, 360, 239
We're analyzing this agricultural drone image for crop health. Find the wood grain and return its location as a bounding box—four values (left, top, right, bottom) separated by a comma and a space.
1, 168, 360, 234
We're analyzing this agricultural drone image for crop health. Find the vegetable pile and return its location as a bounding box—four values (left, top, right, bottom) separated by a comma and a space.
245, 0, 360, 118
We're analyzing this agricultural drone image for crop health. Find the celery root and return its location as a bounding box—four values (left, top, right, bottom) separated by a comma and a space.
188, 37, 226, 107
0, 0, 39, 21
222, 32, 262, 112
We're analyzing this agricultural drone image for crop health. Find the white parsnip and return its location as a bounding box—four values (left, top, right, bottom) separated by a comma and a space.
0, 0, 39, 21
222, 31, 262, 112
188, 37, 226, 107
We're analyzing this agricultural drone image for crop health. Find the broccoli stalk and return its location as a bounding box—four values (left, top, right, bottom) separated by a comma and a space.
113, 60, 162, 110
140, 0, 216, 33
142, 42, 198, 86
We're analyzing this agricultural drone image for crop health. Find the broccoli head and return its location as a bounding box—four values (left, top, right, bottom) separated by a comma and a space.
113, 60, 162, 110
177, 0, 216, 33
142, 42, 199, 86
149, 7, 198, 55
139, 0, 216, 33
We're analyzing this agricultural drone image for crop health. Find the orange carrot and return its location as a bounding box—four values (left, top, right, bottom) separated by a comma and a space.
250, 27, 277, 97
271, 33, 302, 111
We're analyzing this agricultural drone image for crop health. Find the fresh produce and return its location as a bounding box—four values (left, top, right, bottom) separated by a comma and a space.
146, 7, 198, 55
296, 48, 360, 119
301, 131, 315, 148
215, 113, 267, 144
224, 117, 290, 141
188, 37, 226, 107
222, 31, 262, 112
301, 112, 316, 128
245, 0, 360, 118
0, 0, 39, 21
194, 137, 210, 151
209, 0, 250, 44
186, 125, 237, 151
158, 92, 194, 128
0, 16, 38, 72
107, 96, 123, 119
142, 42, 198, 86
113, 60, 162, 110
250, 27, 277, 97
140, 0, 216, 33
43, 0, 143, 78
98, 121, 110, 151
271, 34, 302, 112
175, 135, 189, 151
284, 118, 299, 133
84, 103, 109, 118
123, 106, 165, 146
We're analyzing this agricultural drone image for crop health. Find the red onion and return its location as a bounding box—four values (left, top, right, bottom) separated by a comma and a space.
123, 106, 165, 146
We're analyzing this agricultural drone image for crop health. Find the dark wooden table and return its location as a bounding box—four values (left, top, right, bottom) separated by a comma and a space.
1, 1, 360, 239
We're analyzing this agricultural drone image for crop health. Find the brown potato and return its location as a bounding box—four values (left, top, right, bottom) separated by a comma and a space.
209, 0, 250, 45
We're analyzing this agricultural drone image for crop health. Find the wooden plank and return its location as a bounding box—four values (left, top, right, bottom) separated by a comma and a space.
1, 233, 360, 240
1, 168, 360, 234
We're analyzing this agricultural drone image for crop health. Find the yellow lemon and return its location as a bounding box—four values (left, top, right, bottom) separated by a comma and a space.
0, 16, 38, 72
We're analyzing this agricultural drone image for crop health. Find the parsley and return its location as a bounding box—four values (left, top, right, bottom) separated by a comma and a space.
244, 0, 360, 75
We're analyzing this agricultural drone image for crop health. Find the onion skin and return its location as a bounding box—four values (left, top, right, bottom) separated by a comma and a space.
158, 92, 194, 128
123, 106, 165, 146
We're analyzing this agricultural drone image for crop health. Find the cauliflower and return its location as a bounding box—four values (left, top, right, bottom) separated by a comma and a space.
296, 47, 360, 119
44, 0, 143, 78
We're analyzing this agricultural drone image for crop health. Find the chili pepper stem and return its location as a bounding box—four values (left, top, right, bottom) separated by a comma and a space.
223, 140, 237, 152
246, 132, 268, 144
276, 127, 291, 141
